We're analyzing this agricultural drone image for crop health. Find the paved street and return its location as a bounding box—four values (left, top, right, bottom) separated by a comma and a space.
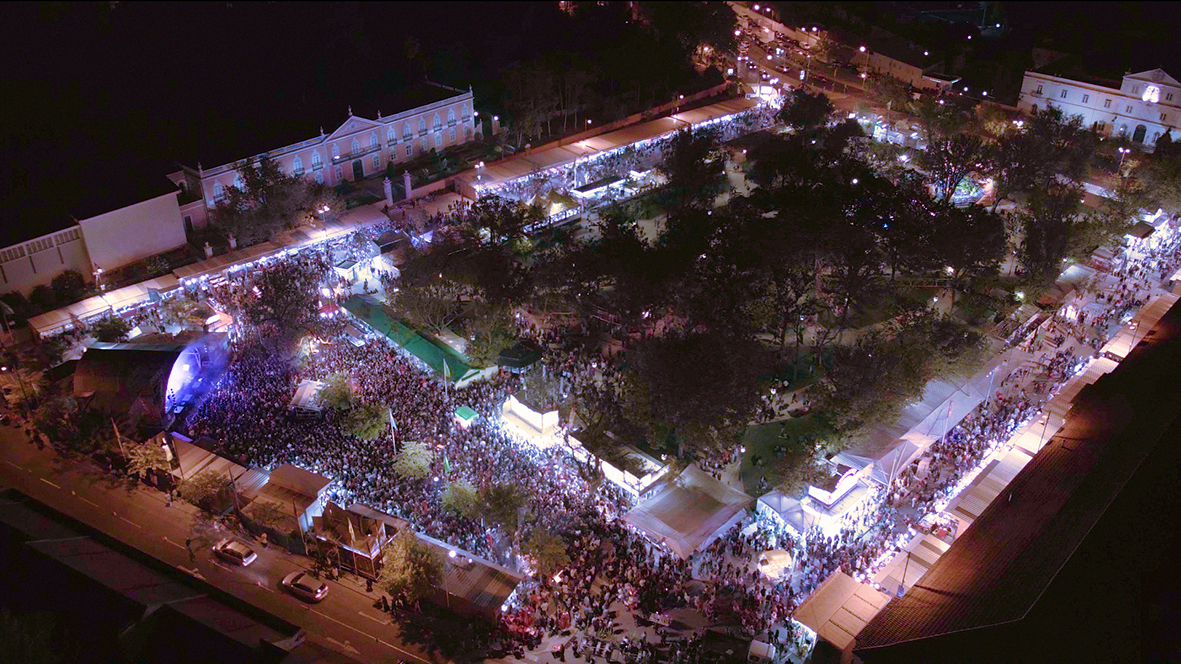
0, 420, 436, 664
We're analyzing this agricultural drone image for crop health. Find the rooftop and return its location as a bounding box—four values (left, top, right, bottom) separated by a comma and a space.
187, 82, 469, 173
854, 297, 1181, 663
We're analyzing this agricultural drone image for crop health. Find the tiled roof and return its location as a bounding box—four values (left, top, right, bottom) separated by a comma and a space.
855, 295, 1181, 654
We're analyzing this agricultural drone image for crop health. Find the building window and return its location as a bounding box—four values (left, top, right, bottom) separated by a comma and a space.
447, 109, 455, 125
434, 132, 442, 148
462, 104, 470, 119
332, 144, 340, 159
1059, 89, 1067, 99
315, 171, 324, 184
421, 138, 429, 153
1082, 94, 1089, 103
370, 133, 379, 149
449, 128, 456, 143
418, 118, 427, 134
373, 155, 380, 171
312, 151, 322, 168
1162, 113, 1169, 122
404, 123, 412, 140
1133, 85, 1140, 94
465, 126, 472, 139
213, 183, 224, 202
1105, 99, 1112, 109
433, 114, 442, 130
334, 166, 343, 181
350, 138, 360, 155
292, 156, 304, 176
405, 143, 412, 157
1127, 105, 1134, 113
389, 129, 396, 144
1169, 93, 1175, 102
233, 173, 244, 190
1035, 84, 1043, 94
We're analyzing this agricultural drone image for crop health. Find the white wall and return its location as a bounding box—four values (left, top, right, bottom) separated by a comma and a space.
0, 227, 89, 295
78, 192, 187, 272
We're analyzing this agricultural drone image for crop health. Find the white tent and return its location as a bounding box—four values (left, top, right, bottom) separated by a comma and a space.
833, 345, 1029, 486
624, 466, 754, 559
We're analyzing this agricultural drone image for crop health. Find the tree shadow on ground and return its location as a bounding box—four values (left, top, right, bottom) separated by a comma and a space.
392, 604, 493, 664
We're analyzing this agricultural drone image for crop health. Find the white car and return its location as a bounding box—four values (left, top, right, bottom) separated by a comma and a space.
281, 571, 329, 603
212, 539, 258, 567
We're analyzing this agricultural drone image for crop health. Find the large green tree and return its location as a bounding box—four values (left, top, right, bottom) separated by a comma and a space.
126, 441, 169, 480
392, 440, 434, 480
522, 529, 571, 576
211, 156, 342, 246
343, 403, 390, 441
379, 529, 444, 607
629, 328, 770, 456
240, 259, 328, 343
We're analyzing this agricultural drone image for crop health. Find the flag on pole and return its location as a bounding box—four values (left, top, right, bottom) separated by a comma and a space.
442, 358, 451, 383
443, 452, 451, 475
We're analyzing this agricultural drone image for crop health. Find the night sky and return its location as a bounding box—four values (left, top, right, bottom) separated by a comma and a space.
3, 1, 1181, 248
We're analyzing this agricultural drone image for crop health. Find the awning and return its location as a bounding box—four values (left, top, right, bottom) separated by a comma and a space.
794, 572, 890, 651
1126, 221, 1155, 239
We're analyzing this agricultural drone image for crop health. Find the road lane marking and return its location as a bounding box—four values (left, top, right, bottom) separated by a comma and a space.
39, 478, 61, 489
79, 497, 100, 508
311, 610, 426, 661
212, 561, 234, 572
3, 460, 23, 471
256, 581, 277, 594
311, 609, 378, 640
162, 536, 186, 550
119, 516, 143, 529
358, 611, 389, 625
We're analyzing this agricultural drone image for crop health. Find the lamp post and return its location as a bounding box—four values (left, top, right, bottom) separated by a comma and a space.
93, 266, 105, 292
475, 161, 485, 184
1118, 147, 1131, 170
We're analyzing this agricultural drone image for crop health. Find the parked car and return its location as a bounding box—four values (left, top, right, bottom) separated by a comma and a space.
281, 571, 329, 602
212, 539, 258, 567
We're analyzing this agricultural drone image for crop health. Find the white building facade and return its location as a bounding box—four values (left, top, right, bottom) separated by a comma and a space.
1017, 68, 1180, 148
0, 226, 89, 296
171, 82, 479, 228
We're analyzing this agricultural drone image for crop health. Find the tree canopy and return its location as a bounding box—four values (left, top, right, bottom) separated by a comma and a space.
379, 529, 444, 606
211, 156, 342, 246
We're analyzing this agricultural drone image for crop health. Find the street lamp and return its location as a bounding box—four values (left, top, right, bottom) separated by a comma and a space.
1118, 147, 1131, 167
476, 160, 485, 184
93, 266, 105, 292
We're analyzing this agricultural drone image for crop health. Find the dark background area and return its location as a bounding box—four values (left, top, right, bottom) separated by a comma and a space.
5, 1, 1181, 248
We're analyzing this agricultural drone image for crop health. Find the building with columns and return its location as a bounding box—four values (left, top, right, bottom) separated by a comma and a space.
1017, 67, 1180, 148
169, 81, 479, 229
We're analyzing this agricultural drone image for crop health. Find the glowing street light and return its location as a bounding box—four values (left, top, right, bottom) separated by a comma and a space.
859, 45, 866, 52
1118, 147, 1131, 167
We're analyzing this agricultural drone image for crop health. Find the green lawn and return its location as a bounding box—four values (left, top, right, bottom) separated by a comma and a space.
738, 415, 829, 497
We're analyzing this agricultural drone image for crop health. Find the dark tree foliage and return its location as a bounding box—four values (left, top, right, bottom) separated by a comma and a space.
630, 328, 771, 456
778, 89, 834, 132
212, 156, 342, 246
89, 315, 131, 342
1020, 184, 1083, 283
924, 133, 984, 201
50, 270, 87, 304
655, 127, 727, 218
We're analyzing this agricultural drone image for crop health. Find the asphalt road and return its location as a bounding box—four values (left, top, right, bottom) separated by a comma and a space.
0, 420, 439, 664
